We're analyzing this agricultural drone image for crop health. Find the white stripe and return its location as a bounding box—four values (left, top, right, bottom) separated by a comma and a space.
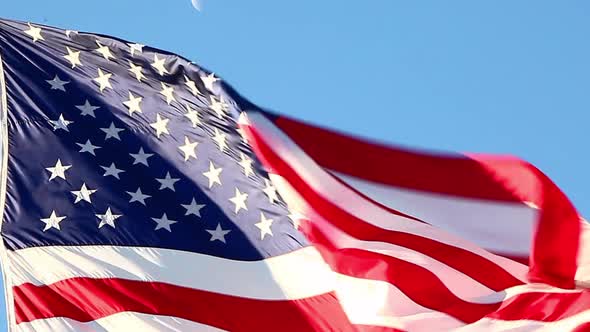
334, 273, 465, 331
271, 174, 497, 301
334, 171, 537, 257
7, 245, 335, 300
248, 112, 527, 279
336, 273, 588, 331
14, 312, 227, 332
272, 174, 583, 302
330, 227, 497, 301
453, 309, 590, 332
14, 243, 574, 331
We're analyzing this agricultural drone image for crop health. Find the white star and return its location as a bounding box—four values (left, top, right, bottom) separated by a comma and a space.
152, 213, 178, 232
127, 188, 151, 205
209, 96, 227, 118
70, 183, 97, 204
128, 61, 145, 82
156, 172, 180, 191
228, 188, 248, 214
96, 207, 122, 229
212, 128, 228, 152
181, 198, 205, 217
150, 114, 170, 138
151, 54, 169, 76
65, 30, 78, 38
184, 75, 202, 96
206, 223, 230, 243
63, 47, 82, 68
178, 136, 199, 161
48, 114, 73, 132
46, 75, 69, 91
76, 99, 100, 117
184, 104, 202, 128
77, 139, 101, 156
123, 91, 143, 116
130, 147, 153, 166
238, 153, 254, 177
95, 41, 115, 60
101, 162, 125, 179
263, 179, 279, 204
40, 210, 66, 232
100, 122, 124, 141
128, 43, 144, 56
255, 212, 274, 240
93, 68, 113, 92
45, 159, 72, 181
159, 83, 176, 105
202, 161, 222, 188
201, 72, 219, 92
24, 23, 44, 42
288, 211, 305, 229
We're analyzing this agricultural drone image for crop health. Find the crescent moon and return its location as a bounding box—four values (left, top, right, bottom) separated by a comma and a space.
191, 0, 202, 11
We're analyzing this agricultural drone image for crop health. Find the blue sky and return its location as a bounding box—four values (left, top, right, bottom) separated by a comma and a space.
1, 0, 589, 328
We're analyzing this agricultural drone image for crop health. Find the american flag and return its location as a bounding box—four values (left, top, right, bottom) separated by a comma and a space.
0, 18, 588, 331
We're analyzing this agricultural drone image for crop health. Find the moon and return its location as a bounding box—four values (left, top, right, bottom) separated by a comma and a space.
191, 0, 202, 11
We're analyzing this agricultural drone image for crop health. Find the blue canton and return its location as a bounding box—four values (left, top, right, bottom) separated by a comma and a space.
0, 19, 307, 260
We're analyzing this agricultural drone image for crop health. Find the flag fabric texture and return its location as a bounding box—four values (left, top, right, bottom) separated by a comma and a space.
0, 18, 588, 331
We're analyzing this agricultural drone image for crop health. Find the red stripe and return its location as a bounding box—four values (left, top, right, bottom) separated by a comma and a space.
303, 220, 500, 323
273, 115, 524, 203
329, 171, 530, 270
573, 322, 590, 332
13, 276, 590, 331
245, 122, 523, 292
487, 289, 590, 322
270, 114, 581, 289
468, 155, 581, 289
304, 218, 590, 324
14, 277, 356, 332
331, 164, 531, 267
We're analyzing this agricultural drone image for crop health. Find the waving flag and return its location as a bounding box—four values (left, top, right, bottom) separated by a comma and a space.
240, 111, 590, 330
0, 18, 588, 331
